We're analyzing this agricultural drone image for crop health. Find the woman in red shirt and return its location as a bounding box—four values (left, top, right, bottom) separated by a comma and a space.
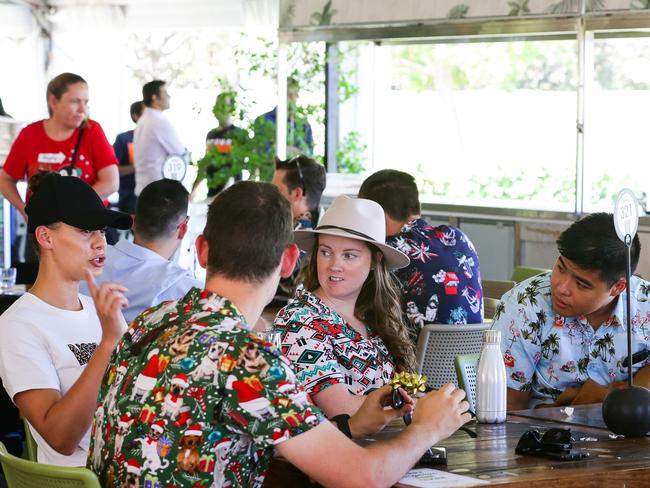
0, 72, 118, 221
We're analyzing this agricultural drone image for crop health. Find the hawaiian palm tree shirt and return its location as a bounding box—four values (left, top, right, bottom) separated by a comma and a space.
492, 273, 650, 407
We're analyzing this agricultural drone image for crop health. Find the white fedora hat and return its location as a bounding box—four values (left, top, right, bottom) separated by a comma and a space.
294, 195, 410, 269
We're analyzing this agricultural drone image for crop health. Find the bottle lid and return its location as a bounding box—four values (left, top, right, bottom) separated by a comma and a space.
484, 329, 501, 345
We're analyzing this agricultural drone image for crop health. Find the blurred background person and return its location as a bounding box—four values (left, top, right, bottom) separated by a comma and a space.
113, 101, 144, 216
0, 72, 118, 222
134, 80, 186, 195
191, 90, 245, 199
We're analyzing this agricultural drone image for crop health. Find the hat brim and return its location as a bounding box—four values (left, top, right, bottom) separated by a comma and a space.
294, 228, 410, 269
65, 208, 133, 232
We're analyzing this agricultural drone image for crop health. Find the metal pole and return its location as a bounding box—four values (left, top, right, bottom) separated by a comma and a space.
626, 235, 633, 387
276, 44, 288, 160
325, 42, 340, 173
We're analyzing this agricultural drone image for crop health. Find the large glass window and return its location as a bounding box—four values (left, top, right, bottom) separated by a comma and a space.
585, 36, 650, 212
341, 38, 579, 210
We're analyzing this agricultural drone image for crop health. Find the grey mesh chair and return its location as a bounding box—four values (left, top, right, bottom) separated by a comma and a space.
415, 323, 491, 390
455, 353, 481, 413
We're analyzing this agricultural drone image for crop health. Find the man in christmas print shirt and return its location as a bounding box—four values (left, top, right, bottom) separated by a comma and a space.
88, 181, 471, 487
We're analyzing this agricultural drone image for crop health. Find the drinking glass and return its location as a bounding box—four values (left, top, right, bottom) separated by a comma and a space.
0, 267, 16, 291
258, 329, 282, 349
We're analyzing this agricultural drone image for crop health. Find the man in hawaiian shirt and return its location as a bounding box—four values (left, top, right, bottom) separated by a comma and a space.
492, 212, 650, 410
359, 169, 483, 339
88, 181, 471, 487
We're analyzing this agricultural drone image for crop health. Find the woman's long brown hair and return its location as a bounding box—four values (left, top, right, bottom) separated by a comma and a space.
302, 239, 415, 372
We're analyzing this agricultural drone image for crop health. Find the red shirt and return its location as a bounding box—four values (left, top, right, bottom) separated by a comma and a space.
3, 119, 117, 199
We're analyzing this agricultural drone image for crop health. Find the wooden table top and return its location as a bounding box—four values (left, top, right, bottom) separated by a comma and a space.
264, 405, 650, 488
509, 403, 608, 430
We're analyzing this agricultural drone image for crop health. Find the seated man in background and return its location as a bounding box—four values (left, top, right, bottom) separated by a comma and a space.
492, 212, 650, 410
88, 181, 470, 487
359, 169, 483, 339
80, 179, 200, 323
271, 155, 326, 301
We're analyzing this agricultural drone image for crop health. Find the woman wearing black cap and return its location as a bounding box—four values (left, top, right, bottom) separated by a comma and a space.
0, 173, 132, 466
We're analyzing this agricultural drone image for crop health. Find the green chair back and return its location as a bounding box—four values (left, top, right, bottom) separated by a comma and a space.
22, 418, 37, 462
0, 442, 100, 488
454, 353, 481, 413
481, 279, 516, 300
483, 297, 500, 321
511, 266, 549, 283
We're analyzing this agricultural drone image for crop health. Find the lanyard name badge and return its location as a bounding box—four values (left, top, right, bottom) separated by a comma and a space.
161, 153, 188, 181
58, 124, 85, 178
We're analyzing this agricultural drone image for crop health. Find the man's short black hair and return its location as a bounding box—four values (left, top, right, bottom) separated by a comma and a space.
275, 155, 326, 211
557, 212, 641, 286
358, 169, 421, 221
142, 80, 166, 107
203, 181, 293, 283
135, 179, 188, 241
130, 101, 144, 122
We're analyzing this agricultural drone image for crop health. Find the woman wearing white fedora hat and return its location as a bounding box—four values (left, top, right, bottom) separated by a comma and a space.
274, 195, 416, 416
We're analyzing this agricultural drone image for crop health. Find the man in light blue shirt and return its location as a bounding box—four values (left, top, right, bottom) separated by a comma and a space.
493, 213, 650, 410
80, 179, 200, 323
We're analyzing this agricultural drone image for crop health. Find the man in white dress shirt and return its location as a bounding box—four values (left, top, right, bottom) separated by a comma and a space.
80, 179, 201, 323
133, 80, 186, 195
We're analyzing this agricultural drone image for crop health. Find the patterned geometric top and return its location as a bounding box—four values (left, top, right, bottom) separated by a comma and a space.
273, 289, 395, 397
492, 273, 650, 407
87, 288, 323, 487
386, 219, 483, 339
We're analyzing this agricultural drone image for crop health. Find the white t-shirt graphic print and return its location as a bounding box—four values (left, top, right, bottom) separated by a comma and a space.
0, 292, 102, 466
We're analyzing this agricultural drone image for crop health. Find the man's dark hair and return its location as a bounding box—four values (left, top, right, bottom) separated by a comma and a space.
130, 101, 144, 122
135, 179, 188, 241
275, 155, 326, 210
46, 72, 86, 117
203, 181, 293, 283
142, 80, 166, 107
557, 212, 641, 286
358, 169, 421, 221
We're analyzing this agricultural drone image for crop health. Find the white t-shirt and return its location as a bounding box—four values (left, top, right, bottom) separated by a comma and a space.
133, 106, 185, 195
0, 292, 102, 467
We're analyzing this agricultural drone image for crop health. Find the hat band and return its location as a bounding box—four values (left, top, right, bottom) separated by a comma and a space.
315, 225, 377, 243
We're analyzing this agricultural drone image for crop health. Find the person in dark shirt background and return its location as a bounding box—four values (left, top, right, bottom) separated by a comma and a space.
359, 169, 484, 339
113, 101, 144, 215
192, 91, 245, 198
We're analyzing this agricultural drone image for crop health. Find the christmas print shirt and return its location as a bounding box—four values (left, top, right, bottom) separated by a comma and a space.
87, 287, 324, 488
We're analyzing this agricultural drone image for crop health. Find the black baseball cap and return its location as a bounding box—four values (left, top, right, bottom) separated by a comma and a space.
25, 174, 132, 233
